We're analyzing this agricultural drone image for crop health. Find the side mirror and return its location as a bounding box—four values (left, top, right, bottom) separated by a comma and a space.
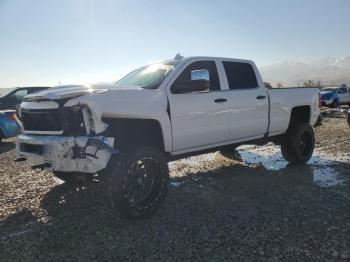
191, 69, 209, 82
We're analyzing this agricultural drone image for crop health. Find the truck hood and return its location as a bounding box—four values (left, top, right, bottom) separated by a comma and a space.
24, 84, 109, 101
22, 84, 169, 135
63, 86, 168, 134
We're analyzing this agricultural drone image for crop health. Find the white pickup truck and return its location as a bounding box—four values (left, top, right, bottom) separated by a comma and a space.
17, 56, 320, 218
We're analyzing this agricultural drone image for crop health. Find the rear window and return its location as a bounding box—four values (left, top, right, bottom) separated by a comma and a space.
222, 61, 258, 90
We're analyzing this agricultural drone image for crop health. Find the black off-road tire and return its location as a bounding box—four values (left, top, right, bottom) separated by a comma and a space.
281, 123, 315, 164
0, 132, 3, 143
105, 147, 169, 219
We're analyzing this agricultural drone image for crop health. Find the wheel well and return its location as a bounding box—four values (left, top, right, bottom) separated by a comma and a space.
102, 118, 165, 152
289, 106, 310, 128
270, 106, 311, 145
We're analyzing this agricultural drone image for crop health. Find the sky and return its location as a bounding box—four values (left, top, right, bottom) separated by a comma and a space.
0, 0, 349, 88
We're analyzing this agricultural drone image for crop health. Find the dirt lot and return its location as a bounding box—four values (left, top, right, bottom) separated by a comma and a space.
1, 117, 350, 261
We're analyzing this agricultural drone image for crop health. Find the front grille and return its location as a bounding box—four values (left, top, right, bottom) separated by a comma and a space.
22, 109, 62, 132
21, 107, 87, 136
61, 107, 86, 136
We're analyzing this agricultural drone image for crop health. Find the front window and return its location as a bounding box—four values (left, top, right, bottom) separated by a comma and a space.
113, 61, 177, 90
171, 60, 221, 93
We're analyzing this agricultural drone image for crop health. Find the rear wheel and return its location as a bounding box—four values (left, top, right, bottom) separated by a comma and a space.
281, 123, 315, 164
105, 147, 169, 219
0, 131, 3, 143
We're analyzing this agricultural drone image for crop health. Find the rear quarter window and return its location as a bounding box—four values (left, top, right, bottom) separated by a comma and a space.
222, 61, 258, 90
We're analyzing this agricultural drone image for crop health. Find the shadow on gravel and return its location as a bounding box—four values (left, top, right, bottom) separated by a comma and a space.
0, 141, 15, 154
218, 149, 350, 188
1, 151, 350, 261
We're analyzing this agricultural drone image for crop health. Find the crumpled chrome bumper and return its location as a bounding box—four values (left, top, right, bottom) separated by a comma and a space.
16, 134, 117, 173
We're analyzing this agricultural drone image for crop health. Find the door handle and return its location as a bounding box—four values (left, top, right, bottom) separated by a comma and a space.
256, 95, 266, 100
214, 98, 227, 103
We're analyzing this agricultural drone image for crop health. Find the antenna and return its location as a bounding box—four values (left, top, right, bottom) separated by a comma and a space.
174, 53, 183, 60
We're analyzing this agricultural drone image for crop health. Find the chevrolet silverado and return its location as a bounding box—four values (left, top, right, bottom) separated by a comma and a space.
16, 56, 320, 218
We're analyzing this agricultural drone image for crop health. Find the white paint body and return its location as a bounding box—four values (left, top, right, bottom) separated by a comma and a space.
16, 56, 320, 173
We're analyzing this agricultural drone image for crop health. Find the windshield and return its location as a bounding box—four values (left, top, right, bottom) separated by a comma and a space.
113, 61, 177, 90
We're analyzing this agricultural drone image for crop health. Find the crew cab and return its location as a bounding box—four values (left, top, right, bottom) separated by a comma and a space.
16, 56, 320, 218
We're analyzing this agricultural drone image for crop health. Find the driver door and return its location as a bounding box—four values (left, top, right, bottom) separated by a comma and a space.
167, 60, 230, 153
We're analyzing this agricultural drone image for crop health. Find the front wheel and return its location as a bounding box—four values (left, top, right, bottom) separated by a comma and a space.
105, 147, 169, 219
281, 123, 315, 164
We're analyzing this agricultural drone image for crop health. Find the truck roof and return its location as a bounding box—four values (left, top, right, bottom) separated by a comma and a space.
179, 56, 255, 64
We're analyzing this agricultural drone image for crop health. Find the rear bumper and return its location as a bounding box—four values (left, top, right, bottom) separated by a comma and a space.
16, 134, 115, 173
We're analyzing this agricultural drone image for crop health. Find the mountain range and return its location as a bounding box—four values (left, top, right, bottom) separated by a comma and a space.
1, 57, 349, 91
259, 56, 350, 87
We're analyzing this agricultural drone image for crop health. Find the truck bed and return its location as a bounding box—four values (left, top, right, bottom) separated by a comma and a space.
268, 87, 320, 136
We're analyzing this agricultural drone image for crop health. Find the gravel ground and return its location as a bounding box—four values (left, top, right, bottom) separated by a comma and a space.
1, 116, 350, 261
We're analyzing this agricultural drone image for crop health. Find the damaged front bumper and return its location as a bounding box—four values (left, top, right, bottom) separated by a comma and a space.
16, 134, 117, 173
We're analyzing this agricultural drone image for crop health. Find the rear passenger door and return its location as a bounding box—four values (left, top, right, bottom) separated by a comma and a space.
219, 60, 269, 141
